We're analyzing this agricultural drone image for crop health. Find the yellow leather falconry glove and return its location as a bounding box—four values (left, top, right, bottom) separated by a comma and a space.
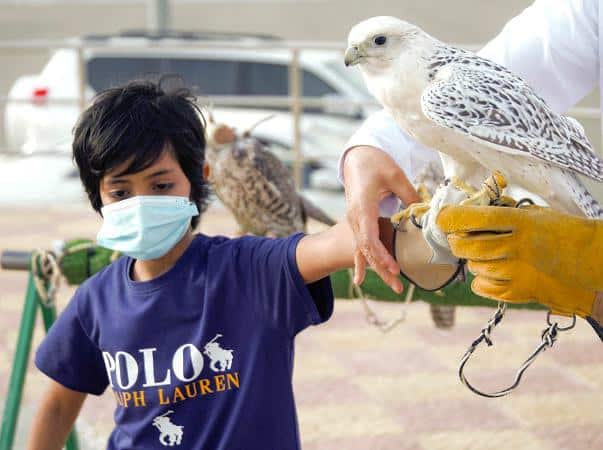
436, 205, 603, 337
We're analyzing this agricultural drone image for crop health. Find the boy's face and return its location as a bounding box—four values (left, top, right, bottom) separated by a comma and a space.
100, 149, 191, 207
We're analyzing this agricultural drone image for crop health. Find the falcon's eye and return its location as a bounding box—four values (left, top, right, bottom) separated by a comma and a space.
374, 35, 387, 46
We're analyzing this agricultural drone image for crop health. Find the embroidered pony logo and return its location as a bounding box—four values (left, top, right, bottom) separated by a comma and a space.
152, 410, 183, 446
203, 334, 234, 372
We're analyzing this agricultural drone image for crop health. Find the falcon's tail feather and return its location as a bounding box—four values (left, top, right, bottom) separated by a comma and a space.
300, 195, 336, 226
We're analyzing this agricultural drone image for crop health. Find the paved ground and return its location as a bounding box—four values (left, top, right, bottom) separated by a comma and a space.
0, 203, 602, 449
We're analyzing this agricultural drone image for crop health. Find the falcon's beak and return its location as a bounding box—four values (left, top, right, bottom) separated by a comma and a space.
344, 46, 363, 66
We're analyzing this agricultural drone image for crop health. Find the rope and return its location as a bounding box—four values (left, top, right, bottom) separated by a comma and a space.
30, 249, 62, 307
348, 268, 414, 333
29, 241, 113, 307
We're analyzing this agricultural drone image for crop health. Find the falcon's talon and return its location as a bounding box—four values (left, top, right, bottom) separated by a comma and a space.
460, 190, 491, 207
390, 203, 430, 227
458, 171, 512, 207
495, 195, 518, 207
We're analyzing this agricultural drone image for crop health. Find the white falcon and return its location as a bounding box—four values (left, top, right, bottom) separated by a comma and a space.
345, 16, 603, 218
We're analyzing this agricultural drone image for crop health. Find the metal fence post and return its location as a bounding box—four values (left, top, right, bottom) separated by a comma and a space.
289, 48, 303, 190
147, 0, 171, 33
76, 44, 87, 114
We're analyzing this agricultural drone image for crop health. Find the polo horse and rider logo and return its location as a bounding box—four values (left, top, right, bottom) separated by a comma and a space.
203, 333, 234, 372
152, 410, 183, 446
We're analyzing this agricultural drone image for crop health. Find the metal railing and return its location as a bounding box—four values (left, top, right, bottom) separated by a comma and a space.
0, 38, 601, 189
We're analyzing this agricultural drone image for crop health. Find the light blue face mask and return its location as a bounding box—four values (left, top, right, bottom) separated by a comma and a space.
97, 196, 199, 261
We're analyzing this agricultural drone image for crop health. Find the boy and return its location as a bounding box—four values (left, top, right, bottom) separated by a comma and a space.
29, 80, 400, 449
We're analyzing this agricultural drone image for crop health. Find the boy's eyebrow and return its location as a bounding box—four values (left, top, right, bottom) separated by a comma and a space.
106, 177, 130, 185
106, 169, 174, 185
145, 169, 174, 180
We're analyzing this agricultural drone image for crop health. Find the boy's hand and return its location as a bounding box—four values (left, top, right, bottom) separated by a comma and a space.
296, 220, 403, 293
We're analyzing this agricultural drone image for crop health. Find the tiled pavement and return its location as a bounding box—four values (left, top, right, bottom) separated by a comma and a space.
0, 204, 601, 450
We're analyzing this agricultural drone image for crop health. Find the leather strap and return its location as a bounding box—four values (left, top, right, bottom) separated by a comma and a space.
384, 217, 462, 291
587, 292, 603, 341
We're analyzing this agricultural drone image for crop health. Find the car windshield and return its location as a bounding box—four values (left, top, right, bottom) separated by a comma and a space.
325, 59, 373, 100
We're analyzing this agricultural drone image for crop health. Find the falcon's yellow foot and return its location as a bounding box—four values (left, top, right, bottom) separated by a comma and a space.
390, 202, 430, 227
458, 171, 512, 207
416, 184, 432, 203
497, 195, 518, 207
460, 190, 491, 206
449, 176, 478, 197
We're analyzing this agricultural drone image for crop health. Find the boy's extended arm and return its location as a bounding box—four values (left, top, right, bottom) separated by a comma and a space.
28, 380, 86, 450
296, 220, 401, 292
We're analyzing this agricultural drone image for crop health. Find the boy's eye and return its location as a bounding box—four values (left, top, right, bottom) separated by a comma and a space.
154, 182, 174, 192
110, 190, 128, 200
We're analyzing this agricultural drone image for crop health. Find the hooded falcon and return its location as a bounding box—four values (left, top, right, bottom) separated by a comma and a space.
205, 121, 335, 237
345, 16, 603, 219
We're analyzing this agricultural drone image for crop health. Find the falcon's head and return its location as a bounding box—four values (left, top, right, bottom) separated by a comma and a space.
345, 16, 428, 72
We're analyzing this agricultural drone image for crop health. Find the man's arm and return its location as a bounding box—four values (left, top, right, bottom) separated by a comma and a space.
28, 380, 86, 450
479, 0, 599, 113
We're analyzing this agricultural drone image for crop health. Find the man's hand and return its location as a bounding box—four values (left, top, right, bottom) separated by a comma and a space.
437, 204, 603, 319
343, 146, 421, 293
437, 205, 603, 292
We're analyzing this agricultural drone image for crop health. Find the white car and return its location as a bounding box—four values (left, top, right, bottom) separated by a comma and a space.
3, 31, 376, 189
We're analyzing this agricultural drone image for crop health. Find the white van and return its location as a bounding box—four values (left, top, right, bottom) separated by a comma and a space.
3, 31, 374, 173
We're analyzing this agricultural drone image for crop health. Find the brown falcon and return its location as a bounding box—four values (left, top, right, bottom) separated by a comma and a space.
204, 121, 335, 238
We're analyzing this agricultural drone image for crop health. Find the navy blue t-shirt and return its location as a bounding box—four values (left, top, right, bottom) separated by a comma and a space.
35, 233, 333, 449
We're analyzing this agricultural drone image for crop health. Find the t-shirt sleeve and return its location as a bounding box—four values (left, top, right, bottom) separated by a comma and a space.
236, 233, 334, 337
35, 288, 109, 395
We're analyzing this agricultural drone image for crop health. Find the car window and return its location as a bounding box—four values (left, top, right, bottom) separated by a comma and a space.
240, 62, 288, 96
239, 62, 338, 97
302, 71, 337, 97
87, 57, 164, 92
87, 57, 338, 101
165, 59, 239, 96
86, 57, 240, 95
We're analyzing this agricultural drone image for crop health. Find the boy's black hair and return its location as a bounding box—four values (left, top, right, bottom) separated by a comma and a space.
72, 76, 209, 229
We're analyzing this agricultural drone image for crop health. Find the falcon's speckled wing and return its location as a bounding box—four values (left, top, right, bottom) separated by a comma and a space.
421, 52, 603, 182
